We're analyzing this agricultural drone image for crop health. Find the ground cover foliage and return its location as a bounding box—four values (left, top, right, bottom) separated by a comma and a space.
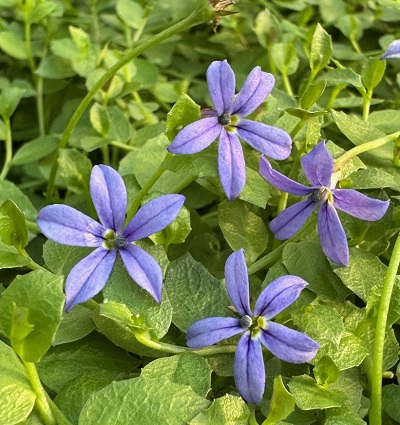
1, 0, 400, 424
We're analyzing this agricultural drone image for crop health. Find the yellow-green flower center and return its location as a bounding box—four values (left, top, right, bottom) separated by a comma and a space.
102, 229, 127, 250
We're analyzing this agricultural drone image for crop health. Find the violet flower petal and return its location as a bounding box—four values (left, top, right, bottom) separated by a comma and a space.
234, 332, 265, 405
381, 40, 400, 60
186, 317, 243, 348
65, 247, 116, 312
259, 156, 313, 196
37, 204, 105, 247
232, 67, 275, 117
300, 141, 334, 187
270, 198, 316, 240
332, 189, 389, 221
260, 322, 319, 364
167, 117, 221, 154
225, 249, 252, 316
90, 165, 127, 233
206, 60, 235, 115
123, 194, 185, 241
318, 202, 349, 266
218, 130, 246, 200
254, 276, 308, 319
236, 120, 292, 160
119, 244, 163, 303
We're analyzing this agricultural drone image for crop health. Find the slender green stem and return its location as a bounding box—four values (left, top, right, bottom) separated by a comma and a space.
362, 88, 372, 122
135, 331, 236, 356
334, 131, 400, 171
20, 248, 46, 271
23, 361, 56, 425
45, 1, 214, 203
44, 393, 73, 425
370, 233, 400, 425
111, 141, 136, 151
326, 84, 345, 110
26, 220, 40, 233
0, 118, 12, 180
281, 68, 294, 96
36, 76, 45, 136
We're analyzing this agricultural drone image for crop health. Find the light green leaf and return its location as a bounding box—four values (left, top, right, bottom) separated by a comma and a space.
35, 55, 76, 79
317, 68, 362, 88
0, 31, 27, 59
271, 42, 299, 76
263, 376, 295, 425
314, 356, 340, 386
310, 24, 332, 73
164, 253, 232, 332
0, 86, 25, 119
218, 200, 268, 263
0, 180, 37, 221
300, 80, 327, 110
57, 148, 92, 194
346, 168, 397, 189
12, 135, 59, 165
0, 241, 30, 269
90, 103, 110, 137
362, 57, 386, 91
79, 377, 210, 425
116, 0, 145, 29
0, 200, 28, 250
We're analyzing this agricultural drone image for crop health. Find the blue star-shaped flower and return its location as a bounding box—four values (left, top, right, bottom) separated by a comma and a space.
38, 165, 185, 311
260, 141, 390, 266
186, 249, 319, 405
381, 40, 400, 60
168, 60, 292, 200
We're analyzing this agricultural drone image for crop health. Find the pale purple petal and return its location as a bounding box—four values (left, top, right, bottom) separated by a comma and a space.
123, 194, 185, 241
381, 40, 400, 60
65, 248, 116, 312
260, 322, 319, 364
167, 117, 221, 154
207, 60, 235, 115
254, 276, 308, 319
260, 156, 312, 196
38, 205, 104, 247
225, 249, 252, 316
232, 67, 275, 117
218, 130, 246, 200
318, 202, 349, 266
300, 141, 334, 187
332, 189, 389, 221
119, 244, 163, 303
234, 332, 265, 405
90, 165, 127, 233
236, 119, 292, 160
186, 317, 243, 348
270, 198, 316, 240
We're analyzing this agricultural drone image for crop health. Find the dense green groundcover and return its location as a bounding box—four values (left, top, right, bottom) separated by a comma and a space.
1, 0, 400, 424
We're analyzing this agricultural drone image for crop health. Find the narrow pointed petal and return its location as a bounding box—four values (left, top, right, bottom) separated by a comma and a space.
38, 205, 105, 247
254, 276, 308, 319
65, 248, 116, 312
232, 67, 275, 117
119, 244, 163, 303
236, 120, 292, 160
234, 332, 265, 405
123, 194, 185, 241
225, 249, 252, 316
381, 40, 400, 59
218, 130, 246, 200
332, 189, 389, 221
90, 165, 127, 233
260, 156, 312, 196
260, 322, 319, 364
300, 141, 334, 187
207, 60, 235, 115
270, 198, 316, 240
167, 117, 221, 154
186, 317, 243, 348
318, 202, 349, 266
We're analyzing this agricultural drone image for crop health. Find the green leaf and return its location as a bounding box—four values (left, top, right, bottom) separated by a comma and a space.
300, 80, 327, 110
28, 0, 59, 23
0, 269, 64, 362
35, 55, 76, 79
239, 166, 272, 208
0, 86, 25, 119
57, 148, 92, 194
90, 103, 111, 137
310, 24, 332, 73
361, 57, 386, 91
369, 110, 400, 134
270, 42, 299, 76
0, 31, 27, 59
218, 200, 268, 263
0, 200, 28, 250
314, 356, 340, 386
37, 333, 136, 392
263, 376, 295, 425
164, 253, 232, 332
0, 180, 37, 221
141, 353, 211, 397
317, 68, 363, 88
345, 168, 398, 189
79, 377, 210, 425
282, 241, 350, 301
288, 375, 346, 410
383, 384, 400, 422
166, 94, 201, 141
190, 394, 251, 425
116, 0, 145, 29
0, 340, 36, 425
0, 241, 30, 269
12, 135, 59, 165
331, 110, 385, 146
